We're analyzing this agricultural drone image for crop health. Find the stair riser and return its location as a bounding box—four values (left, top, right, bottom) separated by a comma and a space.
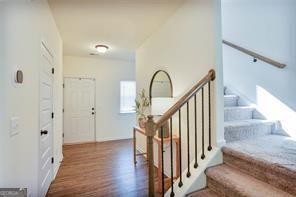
224, 108, 253, 121
224, 96, 238, 107
207, 177, 225, 196
207, 177, 244, 197
223, 153, 296, 195
224, 124, 272, 142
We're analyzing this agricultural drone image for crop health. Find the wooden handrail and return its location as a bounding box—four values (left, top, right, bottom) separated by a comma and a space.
223, 40, 286, 69
146, 69, 216, 196
155, 69, 216, 129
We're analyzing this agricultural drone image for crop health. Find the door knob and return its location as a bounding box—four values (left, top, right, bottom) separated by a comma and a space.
41, 130, 48, 135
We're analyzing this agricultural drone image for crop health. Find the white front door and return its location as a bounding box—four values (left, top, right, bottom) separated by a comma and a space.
39, 42, 54, 197
64, 78, 96, 144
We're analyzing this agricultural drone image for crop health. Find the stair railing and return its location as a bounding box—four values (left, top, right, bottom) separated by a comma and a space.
223, 40, 286, 69
146, 69, 216, 196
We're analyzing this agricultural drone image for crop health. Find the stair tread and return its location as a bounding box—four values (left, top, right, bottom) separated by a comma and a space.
224, 119, 275, 127
224, 94, 238, 98
223, 135, 296, 175
224, 119, 275, 142
224, 106, 254, 110
224, 106, 255, 122
206, 164, 294, 197
187, 188, 219, 197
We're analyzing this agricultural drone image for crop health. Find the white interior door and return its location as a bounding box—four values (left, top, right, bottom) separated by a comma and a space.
39, 42, 54, 197
64, 78, 96, 144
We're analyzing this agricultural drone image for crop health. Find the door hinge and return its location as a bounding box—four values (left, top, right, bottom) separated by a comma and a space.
63, 83, 65, 88
51, 157, 54, 164
51, 112, 54, 119
62, 108, 64, 113
62, 133, 64, 138
52, 68, 55, 74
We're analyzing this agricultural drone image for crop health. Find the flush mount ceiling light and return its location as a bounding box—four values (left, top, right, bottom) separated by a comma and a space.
95, 44, 109, 54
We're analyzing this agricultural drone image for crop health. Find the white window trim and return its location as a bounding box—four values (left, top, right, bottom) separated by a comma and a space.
120, 81, 136, 114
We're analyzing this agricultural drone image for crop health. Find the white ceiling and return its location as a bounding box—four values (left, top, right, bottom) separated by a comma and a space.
48, 0, 185, 61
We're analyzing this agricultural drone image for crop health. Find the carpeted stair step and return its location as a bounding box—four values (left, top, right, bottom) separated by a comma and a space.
224, 119, 275, 142
187, 188, 219, 197
205, 164, 294, 197
224, 106, 254, 121
224, 95, 239, 107
222, 135, 296, 195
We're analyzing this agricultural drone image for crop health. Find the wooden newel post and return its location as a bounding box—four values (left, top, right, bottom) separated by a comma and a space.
146, 115, 156, 197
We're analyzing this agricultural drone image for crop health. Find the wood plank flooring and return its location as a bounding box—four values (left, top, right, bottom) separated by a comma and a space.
47, 139, 167, 197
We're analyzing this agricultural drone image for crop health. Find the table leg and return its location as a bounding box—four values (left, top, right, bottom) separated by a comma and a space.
133, 128, 137, 165
157, 141, 162, 193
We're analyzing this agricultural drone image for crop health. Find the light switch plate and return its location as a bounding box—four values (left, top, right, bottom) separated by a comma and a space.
10, 116, 20, 137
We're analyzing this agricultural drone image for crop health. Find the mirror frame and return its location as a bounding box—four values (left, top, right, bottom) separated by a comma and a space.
149, 70, 173, 102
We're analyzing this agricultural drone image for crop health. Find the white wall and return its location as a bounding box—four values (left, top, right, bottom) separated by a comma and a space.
222, 0, 296, 137
0, 1, 63, 196
64, 56, 136, 142
136, 0, 223, 174
0, 4, 5, 182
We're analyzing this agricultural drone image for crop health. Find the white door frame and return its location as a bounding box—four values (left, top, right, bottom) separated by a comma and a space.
63, 77, 96, 144
38, 40, 54, 197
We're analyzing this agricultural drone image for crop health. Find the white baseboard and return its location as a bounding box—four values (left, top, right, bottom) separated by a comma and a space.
96, 136, 132, 142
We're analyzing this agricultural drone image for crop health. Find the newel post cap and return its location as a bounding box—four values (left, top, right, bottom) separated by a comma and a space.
209, 69, 216, 81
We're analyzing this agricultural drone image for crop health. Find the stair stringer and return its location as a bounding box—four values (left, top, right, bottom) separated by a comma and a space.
164, 147, 223, 197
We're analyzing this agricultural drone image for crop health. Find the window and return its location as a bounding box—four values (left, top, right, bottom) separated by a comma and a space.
120, 81, 136, 113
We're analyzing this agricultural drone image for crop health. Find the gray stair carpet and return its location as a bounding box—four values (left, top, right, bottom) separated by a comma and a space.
188, 87, 296, 196
223, 135, 296, 195
224, 119, 275, 143
224, 94, 239, 107
224, 106, 255, 121
205, 164, 294, 197
223, 87, 277, 142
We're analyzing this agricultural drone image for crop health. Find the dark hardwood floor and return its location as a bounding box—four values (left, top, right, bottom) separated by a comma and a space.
47, 139, 165, 197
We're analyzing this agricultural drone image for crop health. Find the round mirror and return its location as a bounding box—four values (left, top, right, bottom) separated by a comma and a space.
149, 70, 173, 102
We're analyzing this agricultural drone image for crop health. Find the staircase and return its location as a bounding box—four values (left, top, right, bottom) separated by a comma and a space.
188, 87, 296, 196
223, 87, 279, 143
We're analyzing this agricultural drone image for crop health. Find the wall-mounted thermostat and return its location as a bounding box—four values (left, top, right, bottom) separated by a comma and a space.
11, 67, 23, 88
15, 70, 23, 84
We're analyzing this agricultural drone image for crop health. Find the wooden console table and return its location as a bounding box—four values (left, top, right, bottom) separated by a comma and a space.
133, 126, 180, 193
